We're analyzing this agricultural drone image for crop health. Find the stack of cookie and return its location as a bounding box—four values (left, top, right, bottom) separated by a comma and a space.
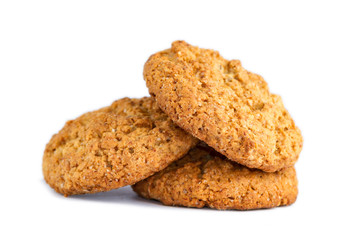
43, 41, 303, 210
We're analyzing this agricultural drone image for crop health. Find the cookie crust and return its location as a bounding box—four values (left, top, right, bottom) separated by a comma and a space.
132, 145, 298, 210
43, 97, 198, 196
144, 41, 303, 172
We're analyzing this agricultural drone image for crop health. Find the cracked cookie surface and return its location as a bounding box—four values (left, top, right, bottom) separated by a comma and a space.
132, 144, 298, 210
43, 97, 198, 196
144, 41, 303, 172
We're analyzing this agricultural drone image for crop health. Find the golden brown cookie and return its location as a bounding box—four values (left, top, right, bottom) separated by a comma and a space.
43, 97, 198, 196
132, 144, 298, 210
144, 41, 303, 172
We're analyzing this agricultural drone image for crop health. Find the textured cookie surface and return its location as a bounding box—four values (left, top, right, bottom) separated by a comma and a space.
43, 97, 198, 196
132, 145, 298, 210
144, 41, 303, 172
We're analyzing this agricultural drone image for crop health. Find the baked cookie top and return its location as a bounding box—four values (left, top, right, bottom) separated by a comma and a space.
132, 144, 298, 210
144, 41, 303, 172
43, 97, 198, 196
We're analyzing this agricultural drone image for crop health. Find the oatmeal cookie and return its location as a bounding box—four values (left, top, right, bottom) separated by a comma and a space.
144, 41, 303, 172
43, 97, 198, 196
132, 145, 298, 210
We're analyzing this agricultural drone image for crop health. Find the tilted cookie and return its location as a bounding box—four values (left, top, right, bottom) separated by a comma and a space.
144, 41, 303, 172
43, 97, 198, 196
132, 144, 298, 210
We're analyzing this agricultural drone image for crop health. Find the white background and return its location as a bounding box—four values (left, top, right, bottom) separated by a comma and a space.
1, 1, 359, 239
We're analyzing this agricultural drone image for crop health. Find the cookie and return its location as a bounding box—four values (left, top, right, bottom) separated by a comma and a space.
144, 41, 303, 172
43, 97, 198, 196
132, 145, 298, 210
